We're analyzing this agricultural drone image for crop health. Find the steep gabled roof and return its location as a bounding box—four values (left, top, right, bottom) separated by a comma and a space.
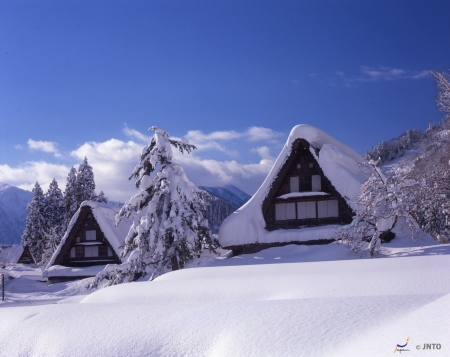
46, 201, 133, 269
218, 124, 369, 247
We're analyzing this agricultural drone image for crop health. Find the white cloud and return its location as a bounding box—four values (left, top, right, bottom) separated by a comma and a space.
252, 146, 274, 161
123, 125, 151, 142
246, 127, 282, 142
0, 162, 70, 192
356, 66, 430, 82
27, 139, 62, 158
3, 126, 285, 201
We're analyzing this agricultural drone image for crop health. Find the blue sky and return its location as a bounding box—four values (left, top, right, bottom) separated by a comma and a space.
1, 0, 449, 200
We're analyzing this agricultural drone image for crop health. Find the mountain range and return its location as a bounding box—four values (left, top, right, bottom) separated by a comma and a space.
0, 183, 32, 244
199, 184, 251, 210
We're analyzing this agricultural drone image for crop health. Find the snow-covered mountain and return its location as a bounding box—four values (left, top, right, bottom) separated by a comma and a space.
199, 184, 251, 210
0, 183, 32, 244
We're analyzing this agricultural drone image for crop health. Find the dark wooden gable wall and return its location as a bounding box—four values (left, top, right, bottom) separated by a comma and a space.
17, 245, 36, 264
262, 139, 353, 230
53, 206, 121, 267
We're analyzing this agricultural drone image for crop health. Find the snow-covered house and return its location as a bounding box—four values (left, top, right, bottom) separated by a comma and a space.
219, 124, 368, 255
0, 244, 36, 265
43, 201, 132, 283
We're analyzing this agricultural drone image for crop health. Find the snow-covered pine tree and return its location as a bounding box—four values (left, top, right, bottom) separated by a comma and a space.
63, 166, 79, 229
337, 160, 425, 256
431, 70, 450, 120
91, 126, 216, 288
96, 190, 108, 203
76, 157, 97, 204
21, 182, 47, 265
41, 179, 65, 265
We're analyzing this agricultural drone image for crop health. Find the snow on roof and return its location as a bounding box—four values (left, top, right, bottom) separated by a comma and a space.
0, 244, 24, 263
46, 201, 133, 269
42, 265, 106, 278
218, 124, 368, 247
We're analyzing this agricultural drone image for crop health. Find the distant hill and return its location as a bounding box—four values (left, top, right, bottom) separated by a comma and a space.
0, 183, 32, 244
199, 184, 251, 211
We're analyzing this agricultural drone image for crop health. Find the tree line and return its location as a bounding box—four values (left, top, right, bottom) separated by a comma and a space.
21, 157, 107, 267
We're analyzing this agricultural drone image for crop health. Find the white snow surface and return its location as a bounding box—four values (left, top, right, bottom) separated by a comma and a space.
42, 265, 106, 278
219, 124, 368, 247
45, 201, 132, 269
0, 237, 449, 357
277, 191, 330, 199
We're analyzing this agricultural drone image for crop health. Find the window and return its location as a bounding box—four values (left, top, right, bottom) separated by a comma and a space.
70, 248, 76, 258
296, 164, 301, 169
107, 247, 113, 257
317, 200, 339, 218
275, 203, 296, 220
86, 230, 96, 241
76, 236, 80, 242
309, 163, 313, 168
85, 246, 99, 258
312, 175, 321, 191
290, 176, 299, 192
297, 201, 316, 219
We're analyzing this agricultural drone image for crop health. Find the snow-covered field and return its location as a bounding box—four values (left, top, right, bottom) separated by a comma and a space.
0, 235, 449, 357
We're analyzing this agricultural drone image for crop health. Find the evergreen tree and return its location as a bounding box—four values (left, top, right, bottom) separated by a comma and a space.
63, 166, 79, 229
76, 157, 97, 204
41, 179, 65, 265
91, 126, 216, 288
21, 182, 47, 265
96, 190, 108, 203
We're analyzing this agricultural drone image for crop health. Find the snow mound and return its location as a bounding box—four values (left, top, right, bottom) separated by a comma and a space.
219, 124, 368, 247
1, 253, 449, 357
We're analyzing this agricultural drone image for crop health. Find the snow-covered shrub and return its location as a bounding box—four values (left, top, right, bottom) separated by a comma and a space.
337, 160, 425, 256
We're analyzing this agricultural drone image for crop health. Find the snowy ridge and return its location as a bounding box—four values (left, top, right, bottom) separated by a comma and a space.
219, 125, 368, 247
199, 184, 250, 210
0, 183, 32, 244
45, 201, 132, 269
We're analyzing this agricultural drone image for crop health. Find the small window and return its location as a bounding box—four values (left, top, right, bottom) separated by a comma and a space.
70, 248, 76, 258
297, 201, 316, 219
309, 163, 313, 168
296, 164, 301, 169
317, 200, 339, 218
76, 236, 80, 242
285, 203, 296, 220
275, 203, 286, 220
328, 200, 339, 217
290, 176, 299, 193
85, 246, 99, 258
107, 247, 113, 257
86, 230, 96, 241
317, 201, 328, 218
312, 175, 321, 191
